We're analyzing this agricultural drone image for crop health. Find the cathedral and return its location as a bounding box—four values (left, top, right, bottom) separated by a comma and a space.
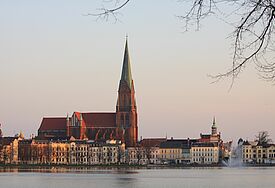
38, 39, 138, 146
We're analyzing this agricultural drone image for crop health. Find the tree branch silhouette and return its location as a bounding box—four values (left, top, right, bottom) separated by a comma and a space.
89, 0, 275, 83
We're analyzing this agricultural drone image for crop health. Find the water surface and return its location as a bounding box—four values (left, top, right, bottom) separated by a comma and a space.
0, 167, 274, 188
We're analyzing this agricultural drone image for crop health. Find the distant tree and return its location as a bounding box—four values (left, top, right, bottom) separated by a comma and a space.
255, 131, 273, 145
89, 0, 275, 84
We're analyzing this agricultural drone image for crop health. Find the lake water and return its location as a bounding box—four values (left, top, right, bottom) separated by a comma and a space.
0, 167, 274, 188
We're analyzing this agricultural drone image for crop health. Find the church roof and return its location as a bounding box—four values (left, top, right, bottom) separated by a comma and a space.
120, 38, 133, 89
79, 112, 116, 128
39, 117, 67, 131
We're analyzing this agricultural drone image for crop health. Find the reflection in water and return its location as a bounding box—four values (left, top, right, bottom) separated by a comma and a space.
115, 177, 137, 188
0, 166, 139, 174
0, 167, 274, 188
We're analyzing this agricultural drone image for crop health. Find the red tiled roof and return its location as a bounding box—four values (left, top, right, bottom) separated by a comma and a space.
39, 117, 67, 131
81, 113, 116, 128
140, 138, 167, 147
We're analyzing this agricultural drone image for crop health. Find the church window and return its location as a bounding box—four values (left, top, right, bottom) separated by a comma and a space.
120, 114, 124, 126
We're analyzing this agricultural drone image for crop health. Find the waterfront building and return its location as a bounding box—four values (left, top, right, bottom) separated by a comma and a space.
17, 138, 125, 165
127, 146, 147, 165
242, 141, 256, 163
199, 117, 221, 143
140, 138, 166, 164
146, 147, 160, 164
190, 142, 219, 164
70, 140, 88, 165
159, 139, 197, 164
38, 39, 138, 147
18, 139, 32, 164
102, 143, 118, 164
159, 139, 182, 164
0, 131, 24, 164
49, 141, 70, 165
241, 141, 275, 164
198, 117, 229, 162
266, 144, 275, 164
87, 142, 103, 165
181, 139, 197, 164
0, 137, 20, 164
30, 140, 50, 164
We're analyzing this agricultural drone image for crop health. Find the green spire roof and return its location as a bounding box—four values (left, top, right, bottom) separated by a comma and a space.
120, 38, 132, 88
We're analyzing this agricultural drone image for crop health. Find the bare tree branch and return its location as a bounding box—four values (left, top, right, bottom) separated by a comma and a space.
255, 131, 273, 144
89, 0, 275, 84
181, 0, 275, 83
84, 0, 130, 22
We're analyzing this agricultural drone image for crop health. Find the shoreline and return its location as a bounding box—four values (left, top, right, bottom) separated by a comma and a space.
0, 163, 274, 170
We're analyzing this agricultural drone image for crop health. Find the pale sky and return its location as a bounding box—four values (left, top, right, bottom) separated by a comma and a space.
0, 1, 274, 143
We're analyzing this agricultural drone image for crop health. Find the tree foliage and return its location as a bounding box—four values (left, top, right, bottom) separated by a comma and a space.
89, 0, 275, 84
255, 131, 273, 144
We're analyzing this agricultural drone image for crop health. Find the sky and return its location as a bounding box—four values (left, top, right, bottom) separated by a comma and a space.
0, 0, 274, 143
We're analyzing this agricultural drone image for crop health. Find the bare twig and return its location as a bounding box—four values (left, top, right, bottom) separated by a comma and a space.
84, 0, 130, 22
90, 0, 275, 84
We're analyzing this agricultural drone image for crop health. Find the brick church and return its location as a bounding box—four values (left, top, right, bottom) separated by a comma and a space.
38, 39, 138, 146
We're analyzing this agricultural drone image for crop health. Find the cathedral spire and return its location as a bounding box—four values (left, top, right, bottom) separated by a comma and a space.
116, 37, 138, 146
120, 37, 133, 89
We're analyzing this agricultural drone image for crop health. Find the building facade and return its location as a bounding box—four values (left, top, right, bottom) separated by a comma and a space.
18, 139, 125, 165
242, 141, 275, 164
0, 137, 21, 164
38, 39, 138, 147
190, 142, 219, 164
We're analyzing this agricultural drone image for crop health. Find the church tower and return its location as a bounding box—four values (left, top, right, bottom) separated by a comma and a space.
116, 38, 138, 146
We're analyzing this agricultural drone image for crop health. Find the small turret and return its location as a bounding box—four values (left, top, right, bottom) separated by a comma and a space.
211, 116, 217, 136
18, 131, 24, 139
0, 123, 3, 138
66, 113, 70, 137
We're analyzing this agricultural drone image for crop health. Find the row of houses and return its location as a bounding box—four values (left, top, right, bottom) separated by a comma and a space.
0, 137, 228, 165
0, 137, 125, 165
129, 138, 223, 165
240, 140, 275, 164
0, 118, 230, 165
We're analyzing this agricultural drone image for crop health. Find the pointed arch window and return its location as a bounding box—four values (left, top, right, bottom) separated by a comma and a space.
125, 114, 130, 126
120, 114, 124, 127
